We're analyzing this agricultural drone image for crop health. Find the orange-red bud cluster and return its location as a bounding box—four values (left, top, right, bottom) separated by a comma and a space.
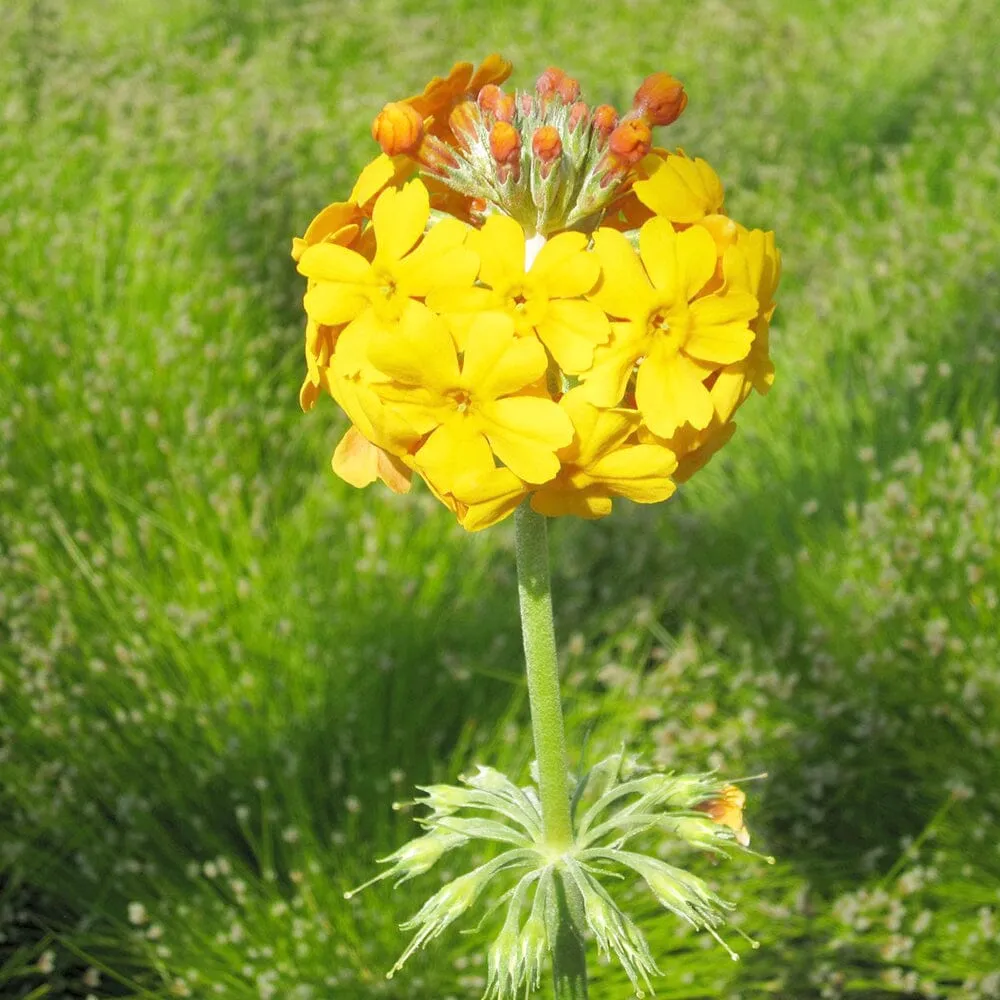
632, 71, 688, 127
371, 102, 424, 157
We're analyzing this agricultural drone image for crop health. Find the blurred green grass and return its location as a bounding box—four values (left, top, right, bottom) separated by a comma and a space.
1, 0, 999, 997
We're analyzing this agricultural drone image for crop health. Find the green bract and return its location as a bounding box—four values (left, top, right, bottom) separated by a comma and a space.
347, 755, 767, 998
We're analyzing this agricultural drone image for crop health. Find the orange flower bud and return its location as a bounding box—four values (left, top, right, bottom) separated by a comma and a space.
478, 84, 516, 123
490, 122, 521, 182
591, 104, 619, 141
371, 101, 424, 157
556, 75, 581, 104
495, 93, 516, 123
568, 101, 589, 131
490, 121, 521, 166
532, 125, 563, 164
415, 135, 459, 177
607, 119, 652, 167
477, 84, 505, 116
632, 71, 688, 126
535, 66, 567, 99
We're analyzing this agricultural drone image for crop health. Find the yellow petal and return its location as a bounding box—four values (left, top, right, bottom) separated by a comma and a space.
710, 366, 751, 423
590, 228, 653, 320
686, 293, 757, 364
576, 323, 644, 405
461, 313, 545, 398
396, 245, 480, 297
299, 376, 320, 412
482, 397, 573, 484
469, 215, 525, 291
303, 282, 370, 326
531, 232, 600, 297
673, 420, 737, 483
530, 488, 613, 520
676, 225, 719, 300
367, 302, 460, 391
332, 310, 392, 382
425, 286, 497, 314
372, 180, 430, 265
451, 466, 527, 532
534, 299, 610, 375
415, 423, 494, 494
300, 202, 361, 249
588, 445, 678, 502
561, 391, 641, 466
636, 353, 714, 437
297, 242, 373, 283
349, 154, 415, 208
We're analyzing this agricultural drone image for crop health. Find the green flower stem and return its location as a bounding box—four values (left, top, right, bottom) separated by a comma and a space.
514, 504, 574, 849
514, 504, 589, 1000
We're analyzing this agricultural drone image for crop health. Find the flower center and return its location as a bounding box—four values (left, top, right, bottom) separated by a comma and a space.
647, 301, 689, 353
448, 388, 473, 414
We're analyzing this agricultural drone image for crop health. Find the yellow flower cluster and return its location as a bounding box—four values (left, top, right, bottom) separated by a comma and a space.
294, 57, 780, 530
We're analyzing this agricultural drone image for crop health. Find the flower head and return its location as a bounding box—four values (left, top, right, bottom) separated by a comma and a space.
294, 56, 780, 529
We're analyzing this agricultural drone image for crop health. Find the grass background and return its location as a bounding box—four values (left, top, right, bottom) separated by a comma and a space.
1, 0, 999, 997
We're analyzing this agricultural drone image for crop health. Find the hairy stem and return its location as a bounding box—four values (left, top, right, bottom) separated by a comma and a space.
514, 504, 588, 999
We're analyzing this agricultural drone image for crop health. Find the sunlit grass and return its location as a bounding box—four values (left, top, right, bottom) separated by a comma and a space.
1, 0, 999, 997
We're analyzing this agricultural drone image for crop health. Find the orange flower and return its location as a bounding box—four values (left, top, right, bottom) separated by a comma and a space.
404, 54, 513, 141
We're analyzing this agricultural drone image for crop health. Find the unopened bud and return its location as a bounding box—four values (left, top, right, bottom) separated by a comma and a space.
591, 104, 619, 143
633, 71, 688, 126
448, 100, 481, 147
535, 66, 567, 100
478, 84, 516, 123
490, 121, 521, 181
607, 119, 652, 168
371, 102, 424, 157
414, 134, 459, 177
568, 101, 589, 131
519, 92, 534, 116
477, 84, 503, 115
556, 75, 581, 104
532, 125, 563, 172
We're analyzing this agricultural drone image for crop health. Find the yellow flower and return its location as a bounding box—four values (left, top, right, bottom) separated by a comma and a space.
530, 390, 677, 519
366, 306, 573, 493
582, 219, 758, 438
694, 785, 750, 847
631, 150, 725, 223
429, 214, 610, 372
297, 179, 478, 327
